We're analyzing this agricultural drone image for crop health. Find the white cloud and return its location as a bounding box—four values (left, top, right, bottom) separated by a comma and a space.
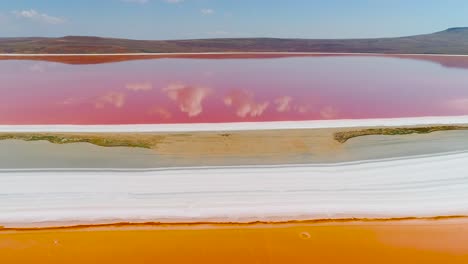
207, 30, 229, 36
163, 83, 211, 117
164, 0, 183, 3
201, 8, 214, 15
125, 82, 153, 92
12, 9, 65, 24
224, 89, 269, 118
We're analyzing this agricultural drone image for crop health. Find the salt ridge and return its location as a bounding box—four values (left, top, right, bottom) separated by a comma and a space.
0, 115, 468, 132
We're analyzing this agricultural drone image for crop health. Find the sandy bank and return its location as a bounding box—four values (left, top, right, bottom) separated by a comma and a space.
1, 129, 468, 168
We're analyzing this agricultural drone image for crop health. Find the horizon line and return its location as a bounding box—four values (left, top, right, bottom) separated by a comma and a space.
2, 51, 468, 57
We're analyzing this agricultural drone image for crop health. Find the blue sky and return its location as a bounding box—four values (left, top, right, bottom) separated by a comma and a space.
1, 0, 468, 39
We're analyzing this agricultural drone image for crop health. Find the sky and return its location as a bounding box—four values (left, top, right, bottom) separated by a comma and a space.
1, 0, 468, 39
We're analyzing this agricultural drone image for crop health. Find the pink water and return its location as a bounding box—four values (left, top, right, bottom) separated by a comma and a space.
1, 55, 468, 125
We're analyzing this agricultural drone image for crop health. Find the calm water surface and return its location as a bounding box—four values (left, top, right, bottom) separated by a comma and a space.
1, 55, 468, 124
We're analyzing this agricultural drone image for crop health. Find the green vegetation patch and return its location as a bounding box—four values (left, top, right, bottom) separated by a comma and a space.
334, 126, 468, 143
0, 133, 157, 149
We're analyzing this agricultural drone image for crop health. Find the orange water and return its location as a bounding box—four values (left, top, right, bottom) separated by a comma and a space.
1, 220, 467, 263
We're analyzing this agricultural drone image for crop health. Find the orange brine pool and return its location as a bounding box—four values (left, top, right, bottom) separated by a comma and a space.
1, 219, 468, 264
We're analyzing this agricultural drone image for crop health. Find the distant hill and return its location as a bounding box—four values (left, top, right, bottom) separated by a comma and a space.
1, 28, 468, 54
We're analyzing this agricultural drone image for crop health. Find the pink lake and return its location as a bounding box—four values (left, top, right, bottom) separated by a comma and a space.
1, 54, 468, 125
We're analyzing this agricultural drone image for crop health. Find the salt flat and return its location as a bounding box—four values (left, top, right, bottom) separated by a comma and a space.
1, 150, 467, 227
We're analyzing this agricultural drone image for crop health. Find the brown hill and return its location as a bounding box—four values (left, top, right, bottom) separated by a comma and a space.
1, 28, 468, 54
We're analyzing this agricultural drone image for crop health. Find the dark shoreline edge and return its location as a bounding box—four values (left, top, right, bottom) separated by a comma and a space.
334, 126, 468, 143
2, 215, 467, 232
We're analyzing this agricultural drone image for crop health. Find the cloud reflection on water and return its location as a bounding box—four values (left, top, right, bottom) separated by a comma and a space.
163, 83, 211, 117
125, 82, 153, 92
274, 96, 293, 113
224, 89, 269, 118
148, 106, 172, 119
320, 106, 339, 119
443, 98, 468, 113
95, 92, 126, 109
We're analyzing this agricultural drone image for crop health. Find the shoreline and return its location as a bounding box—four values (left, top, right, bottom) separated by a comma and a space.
1, 125, 467, 151
1, 51, 468, 57
3, 52, 468, 67
2, 130, 468, 169
2, 215, 467, 231
1, 115, 468, 132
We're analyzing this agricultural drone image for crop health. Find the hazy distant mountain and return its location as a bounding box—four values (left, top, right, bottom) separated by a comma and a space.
1, 28, 468, 54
